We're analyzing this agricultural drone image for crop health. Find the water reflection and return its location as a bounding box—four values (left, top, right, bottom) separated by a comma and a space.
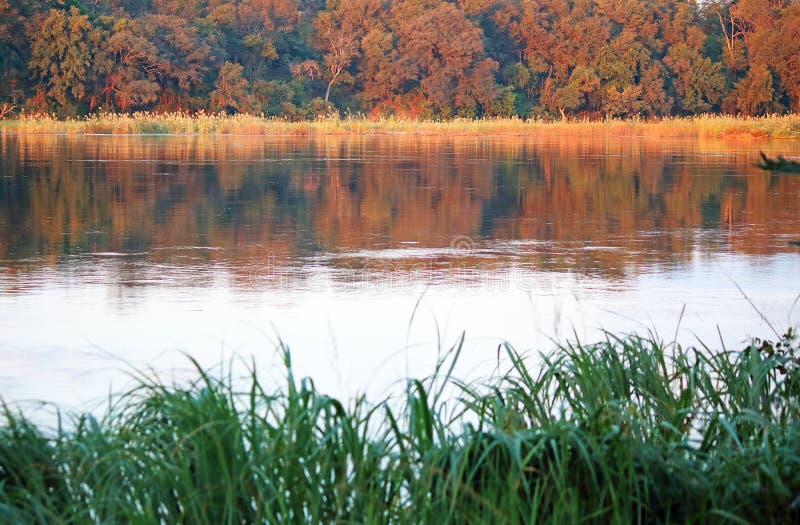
0, 134, 799, 407
1, 134, 799, 290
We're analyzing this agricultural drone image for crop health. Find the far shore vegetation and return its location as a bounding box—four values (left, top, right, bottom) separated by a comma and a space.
2, 113, 800, 139
1, 329, 799, 523
3, 2, 800, 126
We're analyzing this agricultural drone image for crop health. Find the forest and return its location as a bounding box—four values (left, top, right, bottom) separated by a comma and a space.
0, 0, 799, 120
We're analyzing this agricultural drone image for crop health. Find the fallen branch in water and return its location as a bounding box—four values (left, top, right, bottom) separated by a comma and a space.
758, 151, 800, 173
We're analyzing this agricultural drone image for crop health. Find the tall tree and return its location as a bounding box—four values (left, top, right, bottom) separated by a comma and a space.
0, 0, 26, 112
101, 14, 214, 111
746, 1, 800, 111
724, 63, 775, 114
312, 0, 380, 104
664, 43, 725, 113
390, 0, 499, 116
210, 60, 250, 111
29, 7, 103, 114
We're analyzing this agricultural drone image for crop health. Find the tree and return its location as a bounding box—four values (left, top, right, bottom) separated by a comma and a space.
233, 0, 301, 77
0, 0, 26, 107
542, 66, 599, 118
102, 19, 161, 110
390, 0, 500, 116
639, 63, 672, 116
210, 61, 250, 111
492, 0, 610, 117
152, 0, 206, 18
115, 79, 161, 109
28, 7, 102, 113
101, 14, 214, 111
593, 34, 654, 116
771, 3, 800, 110
664, 43, 725, 113
723, 63, 774, 115
748, 2, 800, 111
312, 10, 360, 104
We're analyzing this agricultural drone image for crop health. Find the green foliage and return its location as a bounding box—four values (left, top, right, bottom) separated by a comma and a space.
724, 64, 777, 115
502, 63, 530, 91
664, 43, 725, 114
28, 7, 102, 115
1, 331, 800, 523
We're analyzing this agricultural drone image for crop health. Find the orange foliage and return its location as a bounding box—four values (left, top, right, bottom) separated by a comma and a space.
1, 134, 799, 287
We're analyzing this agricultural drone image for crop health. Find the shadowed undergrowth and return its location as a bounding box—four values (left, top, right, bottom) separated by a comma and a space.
1, 330, 799, 524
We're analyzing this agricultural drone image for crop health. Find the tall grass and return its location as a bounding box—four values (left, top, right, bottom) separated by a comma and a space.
1, 330, 799, 524
1, 112, 799, 139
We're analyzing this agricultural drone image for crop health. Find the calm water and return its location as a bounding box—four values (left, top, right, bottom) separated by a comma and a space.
1, 134, 799, 408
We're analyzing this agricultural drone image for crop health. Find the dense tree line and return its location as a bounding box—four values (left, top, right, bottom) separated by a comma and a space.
1, 0, 799, 119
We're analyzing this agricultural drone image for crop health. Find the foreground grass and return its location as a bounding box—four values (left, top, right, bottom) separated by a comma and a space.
1, 331, 799, 524
1, 112, 800, 139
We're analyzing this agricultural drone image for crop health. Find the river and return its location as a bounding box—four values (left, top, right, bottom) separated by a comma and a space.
1, 134, 798, 409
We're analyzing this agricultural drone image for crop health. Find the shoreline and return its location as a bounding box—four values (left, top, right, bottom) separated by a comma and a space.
2, 113, 800, 139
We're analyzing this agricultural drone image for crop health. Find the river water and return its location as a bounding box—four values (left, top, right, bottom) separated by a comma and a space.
1, 134, 799, 409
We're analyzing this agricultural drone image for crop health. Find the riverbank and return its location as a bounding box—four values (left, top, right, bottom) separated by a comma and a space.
1, 113, 800, 139
1, 330, 798, 523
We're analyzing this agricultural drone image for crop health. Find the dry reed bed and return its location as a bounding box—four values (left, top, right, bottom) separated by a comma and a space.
1, 113, 799, 139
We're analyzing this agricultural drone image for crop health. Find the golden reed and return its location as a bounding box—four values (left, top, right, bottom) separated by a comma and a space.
1, 112, 799, 139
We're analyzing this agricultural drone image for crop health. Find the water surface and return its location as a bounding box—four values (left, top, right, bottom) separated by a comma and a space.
1, 134, 799, 408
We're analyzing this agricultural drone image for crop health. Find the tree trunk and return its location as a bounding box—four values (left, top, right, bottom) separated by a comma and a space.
325, 67, 342, 104
719, 13, 736, 67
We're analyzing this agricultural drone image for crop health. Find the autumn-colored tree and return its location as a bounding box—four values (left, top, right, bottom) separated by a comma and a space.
312, 0, 380, 104
152, 0, 207, 18
639, 63, 673, 116
101, 14, 214, 111
356, 25, 396, 111
210, 60, 250, 111
312, 22, 355, 103
0, 1, 22, 67
105, 1, 156, 17
593, 34, 652, 116
3, 0, 799, 119
234, 0, 301, 73
723, 63, 775, 115
770, 3, 800, 110
747, 1, 800, 111
101, 19, 161, 110
29, 7, 103, 114
711, 1, 799, 112
389, 0, 499, 116
492, 0, 611, 117
543, 65, 600, 118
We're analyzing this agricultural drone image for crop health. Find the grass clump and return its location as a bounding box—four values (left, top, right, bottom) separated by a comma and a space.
1, 113, 800, 139
1, 330, 799, 524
